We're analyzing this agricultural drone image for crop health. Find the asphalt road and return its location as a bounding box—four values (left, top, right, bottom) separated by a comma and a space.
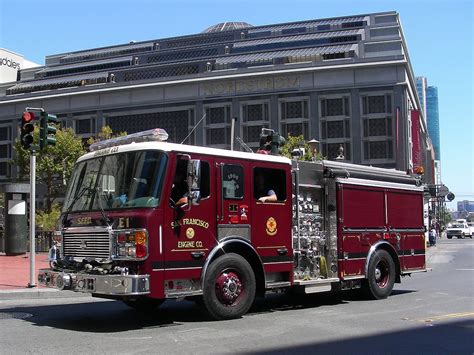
0, 238, 473, 355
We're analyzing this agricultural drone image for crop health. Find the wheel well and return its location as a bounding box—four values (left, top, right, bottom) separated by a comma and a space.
376, 244, 401, 283
207, 240, 266, 297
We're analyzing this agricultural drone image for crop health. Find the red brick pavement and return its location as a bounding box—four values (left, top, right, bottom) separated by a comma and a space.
0, 253, 50, 289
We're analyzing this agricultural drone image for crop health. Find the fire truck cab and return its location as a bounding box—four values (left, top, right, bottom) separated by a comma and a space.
38, 128, 426, 320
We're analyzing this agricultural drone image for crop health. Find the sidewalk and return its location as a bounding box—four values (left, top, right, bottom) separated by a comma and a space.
0, 252, 87, 300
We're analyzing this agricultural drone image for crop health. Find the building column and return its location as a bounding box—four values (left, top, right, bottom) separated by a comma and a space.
269, 95, 279, 132
350, 88, 362, 164
95, 110, 105, 134
309, 91, 319, 141
231, 98, 241, 145
393, 85, 406, 171
195, 101, 204, 146
66, 113, 74, 129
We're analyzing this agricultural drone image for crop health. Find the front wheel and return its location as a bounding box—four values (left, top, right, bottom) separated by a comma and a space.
202, 253, 256, 320
363, 249, 395, 300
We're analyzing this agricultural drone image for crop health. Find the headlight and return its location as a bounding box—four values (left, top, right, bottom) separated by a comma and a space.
112, 229, 149, 260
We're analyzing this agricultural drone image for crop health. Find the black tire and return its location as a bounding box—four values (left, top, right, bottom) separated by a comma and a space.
123, 297, 164, 311
363, 249, 395, 300
447, 236, 452, 239
202, 253, 256, 320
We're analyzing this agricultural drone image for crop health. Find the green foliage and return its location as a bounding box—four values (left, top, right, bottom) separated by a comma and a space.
441, 209, 452, 226
11, 125, 85, 212
87, 125, 127, 146
280, 134, 323, 161
36, 204, 61, 231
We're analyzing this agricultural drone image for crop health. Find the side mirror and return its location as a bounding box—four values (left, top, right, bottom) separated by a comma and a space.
187, 159, 202, 206
190, 190, 201, 206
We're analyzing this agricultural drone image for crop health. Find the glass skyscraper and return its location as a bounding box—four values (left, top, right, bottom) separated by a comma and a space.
426, 86, 441, 160
415, 77, 427, 120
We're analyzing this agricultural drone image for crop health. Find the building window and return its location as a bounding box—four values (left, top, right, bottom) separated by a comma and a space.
281, 100, 308, 119
241, 102, 270, 148
362, 94, 392, 115
75, 118, 95, 135
363, 118, 393, 137
0, 162, 8, 176
280, 99, 310, 140
242, 103, 269, 122
205, 104, 232, 148
206, 106, 231, 124
363, 141, 394, 160
0, 144, 10, 159
206, 127, 231, 145
319, 96, 351, 161
0, 127, 11, 141
322, 142, 351, 160
107, 109, 194, 144
321, 120, 351, 139
321, 97, 350, 117
243, 125, 268, 145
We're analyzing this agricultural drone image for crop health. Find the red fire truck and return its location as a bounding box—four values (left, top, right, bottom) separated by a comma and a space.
38, 128, 426, 320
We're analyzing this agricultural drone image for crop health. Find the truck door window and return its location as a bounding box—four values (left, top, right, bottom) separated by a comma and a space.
171, 160, 189, 205
199, 161, 210, 199
254, 167, 286, 202
222, 164, 244, 199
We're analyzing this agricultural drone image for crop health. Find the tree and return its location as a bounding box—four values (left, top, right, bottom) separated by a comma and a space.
11, 126, 85, 212
280, 134, 324, 161
36, 203, 62, 231
87, 125, 127, 146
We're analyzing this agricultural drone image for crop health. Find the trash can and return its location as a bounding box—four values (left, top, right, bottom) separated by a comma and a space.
0, 183, 29, 255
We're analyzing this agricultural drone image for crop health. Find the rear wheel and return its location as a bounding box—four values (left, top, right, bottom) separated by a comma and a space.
123, 297, 164, 311
202, 253, 256, 320
363, 249, 395, 300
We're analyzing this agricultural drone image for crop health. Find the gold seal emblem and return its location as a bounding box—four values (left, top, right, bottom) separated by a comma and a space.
186, 227, 195, 239
266, 217, 277, 236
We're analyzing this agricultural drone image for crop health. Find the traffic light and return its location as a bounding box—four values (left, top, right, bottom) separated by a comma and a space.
20, 111, 35, 150
39, 111, 57, 150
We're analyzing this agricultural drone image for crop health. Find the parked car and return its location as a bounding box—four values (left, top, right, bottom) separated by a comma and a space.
446, 220, 471, 239
467, 222, 474, 237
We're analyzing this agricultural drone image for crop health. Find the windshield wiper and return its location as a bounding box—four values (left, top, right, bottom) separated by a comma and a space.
62, 186, 92, 227
95, 187, 113, 227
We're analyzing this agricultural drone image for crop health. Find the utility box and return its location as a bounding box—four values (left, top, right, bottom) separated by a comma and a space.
0, 184, 29, 255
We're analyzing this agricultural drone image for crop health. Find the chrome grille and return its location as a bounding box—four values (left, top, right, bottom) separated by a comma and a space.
62, 228, 111, 260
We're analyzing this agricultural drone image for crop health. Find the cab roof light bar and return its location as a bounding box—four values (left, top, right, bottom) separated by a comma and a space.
89, 128, 169, 152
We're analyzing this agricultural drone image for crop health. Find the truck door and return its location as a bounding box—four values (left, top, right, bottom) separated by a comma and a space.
386, 190, 425, 271
338, 184, 386, 278
250, 165, 293, 276
162, 155, 217, 293
216, 160, 252, 242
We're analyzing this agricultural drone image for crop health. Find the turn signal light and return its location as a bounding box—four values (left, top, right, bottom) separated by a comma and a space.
112, 229, 149, 260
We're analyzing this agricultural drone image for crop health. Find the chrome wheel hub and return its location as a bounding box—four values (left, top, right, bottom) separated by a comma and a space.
216, 272, 242, 305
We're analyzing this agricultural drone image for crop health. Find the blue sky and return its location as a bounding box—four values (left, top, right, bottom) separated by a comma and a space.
1, 0, 472, 209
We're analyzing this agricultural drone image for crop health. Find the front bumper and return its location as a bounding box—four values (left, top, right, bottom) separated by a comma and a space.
38, 269, 150, 296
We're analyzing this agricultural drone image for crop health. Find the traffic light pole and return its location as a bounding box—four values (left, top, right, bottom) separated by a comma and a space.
28, 151, 36, 288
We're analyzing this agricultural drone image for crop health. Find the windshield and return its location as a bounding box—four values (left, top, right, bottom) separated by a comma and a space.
451, 224, 464, 228
63, 150, 168, 212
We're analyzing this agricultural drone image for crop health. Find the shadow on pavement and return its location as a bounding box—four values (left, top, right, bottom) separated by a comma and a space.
0, 288, 417, 333
243, 318, 474, 355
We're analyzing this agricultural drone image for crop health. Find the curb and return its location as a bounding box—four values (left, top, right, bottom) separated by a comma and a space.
0, 288, 90, 301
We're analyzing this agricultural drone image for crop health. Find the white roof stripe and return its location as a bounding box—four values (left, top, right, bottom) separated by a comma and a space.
78, 141, 292, 165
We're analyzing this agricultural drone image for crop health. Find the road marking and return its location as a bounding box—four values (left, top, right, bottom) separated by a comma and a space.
415, 311, 474, 323
455, 269, 474, 271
